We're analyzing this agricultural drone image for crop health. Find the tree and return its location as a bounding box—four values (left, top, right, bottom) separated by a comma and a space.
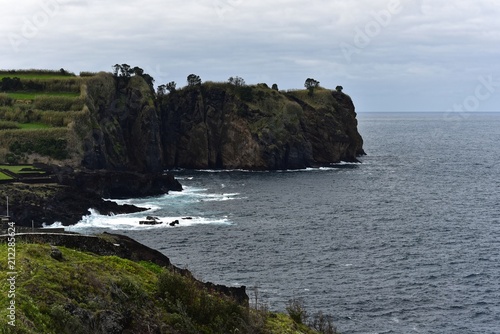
336, 85, 343, 93
271, 83, 279, 91
1, 77, 22, 91
133, 66, 144, 76
157, 84, 166, 96
228, 76, 245, 86
187, 74, 201, 86
304, 78, 320, 96
142, 73, 155, 91
166, 81, 177, 93
112, 64, 121, 77
120, 64, 133, 77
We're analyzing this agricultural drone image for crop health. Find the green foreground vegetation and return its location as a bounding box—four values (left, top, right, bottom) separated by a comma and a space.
0, 242, 328, 334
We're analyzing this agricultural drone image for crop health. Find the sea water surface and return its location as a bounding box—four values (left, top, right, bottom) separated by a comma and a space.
64, 112, 500, 334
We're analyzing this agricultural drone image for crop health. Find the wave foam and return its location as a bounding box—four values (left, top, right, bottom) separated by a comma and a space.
55, 209, 232, 232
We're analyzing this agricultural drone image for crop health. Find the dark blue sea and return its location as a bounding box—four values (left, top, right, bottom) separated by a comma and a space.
63, 112, 500, 334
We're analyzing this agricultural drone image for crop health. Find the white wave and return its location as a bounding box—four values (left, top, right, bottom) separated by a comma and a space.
40, 184, 239, 232
194, 169, 270, 173
58, 209, 232, 232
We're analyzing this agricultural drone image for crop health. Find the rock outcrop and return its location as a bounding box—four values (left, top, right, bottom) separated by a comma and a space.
78, 73, 163, 172
0, 183, 147, 227
75, 74, 364, 171
160, 84, 364, 170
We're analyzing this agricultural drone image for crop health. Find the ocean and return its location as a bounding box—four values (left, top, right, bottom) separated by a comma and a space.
62, 112, 500, 334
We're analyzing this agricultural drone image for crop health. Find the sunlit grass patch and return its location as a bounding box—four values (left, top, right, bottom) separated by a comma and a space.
8, 92, 80, 100
0, 171, 13, 180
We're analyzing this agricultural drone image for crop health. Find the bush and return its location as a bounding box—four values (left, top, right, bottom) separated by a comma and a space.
0, 121, 20, 130
157, 270, 247, 333
0, 93, 13, 106
79, 71, 98, 77
10, 137, 68, 160
0, 128, 70, 161
34, 95, 84, 111
286, 298, 308, 325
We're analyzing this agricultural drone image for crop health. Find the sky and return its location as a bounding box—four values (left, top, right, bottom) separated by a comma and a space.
1, 0, 499, 112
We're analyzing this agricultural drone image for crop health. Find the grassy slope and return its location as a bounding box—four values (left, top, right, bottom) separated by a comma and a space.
0, 241, 321, 334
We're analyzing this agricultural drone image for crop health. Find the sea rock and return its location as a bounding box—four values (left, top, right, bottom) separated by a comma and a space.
139, 217, 162, 225
58, 169, 182, 199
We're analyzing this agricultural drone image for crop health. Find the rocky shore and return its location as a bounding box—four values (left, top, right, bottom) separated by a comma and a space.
0, 167, 183, 227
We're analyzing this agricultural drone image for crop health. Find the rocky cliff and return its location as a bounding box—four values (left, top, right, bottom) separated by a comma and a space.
160, 83, 364, 170
78, 73, 163, 172
77, 75, 363, 171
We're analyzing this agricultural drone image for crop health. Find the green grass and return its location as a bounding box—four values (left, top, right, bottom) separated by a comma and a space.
7, 92, 80, 100
0, 241, 322, 334
17, 123, 51, 130
0, 164, 42, 174
0, 171, 13, 180
0, 74, 71, 80
0, 70, 76, 80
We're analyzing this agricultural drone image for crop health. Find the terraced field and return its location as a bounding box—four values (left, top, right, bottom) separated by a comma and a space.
0, 69, 94, 164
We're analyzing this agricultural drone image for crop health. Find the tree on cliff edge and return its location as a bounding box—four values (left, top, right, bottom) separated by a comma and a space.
187, 74, 202, 87
304, 78, 319, 96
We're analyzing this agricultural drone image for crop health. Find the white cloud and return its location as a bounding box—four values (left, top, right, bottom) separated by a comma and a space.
1, 0, 499, 111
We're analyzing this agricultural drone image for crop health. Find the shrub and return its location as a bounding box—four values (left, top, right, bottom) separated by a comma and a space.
0, 128, 70, 161
238, 86, 253, 102
0, 121, 20, 130
157, 270, 247, 333
10, 137, 68, 160
79, 71, 98, 77
286, 298, 308, 325
0, 93, 13, 106
310, 311, 338, 334
34, 95, 84, 111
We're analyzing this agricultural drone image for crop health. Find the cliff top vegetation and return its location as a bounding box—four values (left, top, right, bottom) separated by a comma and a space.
0, 234, 334, 334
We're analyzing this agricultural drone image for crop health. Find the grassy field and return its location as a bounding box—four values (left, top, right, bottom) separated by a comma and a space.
0, 70, 76, 80
0, 164, 43, 174
7, 91, 80, 100
0, 171, 13, 180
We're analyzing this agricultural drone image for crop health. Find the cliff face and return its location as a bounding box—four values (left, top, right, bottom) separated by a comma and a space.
78, 76, 364, 171
160, 84, 364, 170
79, 73, 163, 172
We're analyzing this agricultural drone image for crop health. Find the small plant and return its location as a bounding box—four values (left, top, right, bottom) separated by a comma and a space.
310, 311, 338, 334
286, 298, 339, 333
286, 298, 308, 325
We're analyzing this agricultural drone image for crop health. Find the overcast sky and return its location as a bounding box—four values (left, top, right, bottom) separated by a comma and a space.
1, 0, 499, 112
